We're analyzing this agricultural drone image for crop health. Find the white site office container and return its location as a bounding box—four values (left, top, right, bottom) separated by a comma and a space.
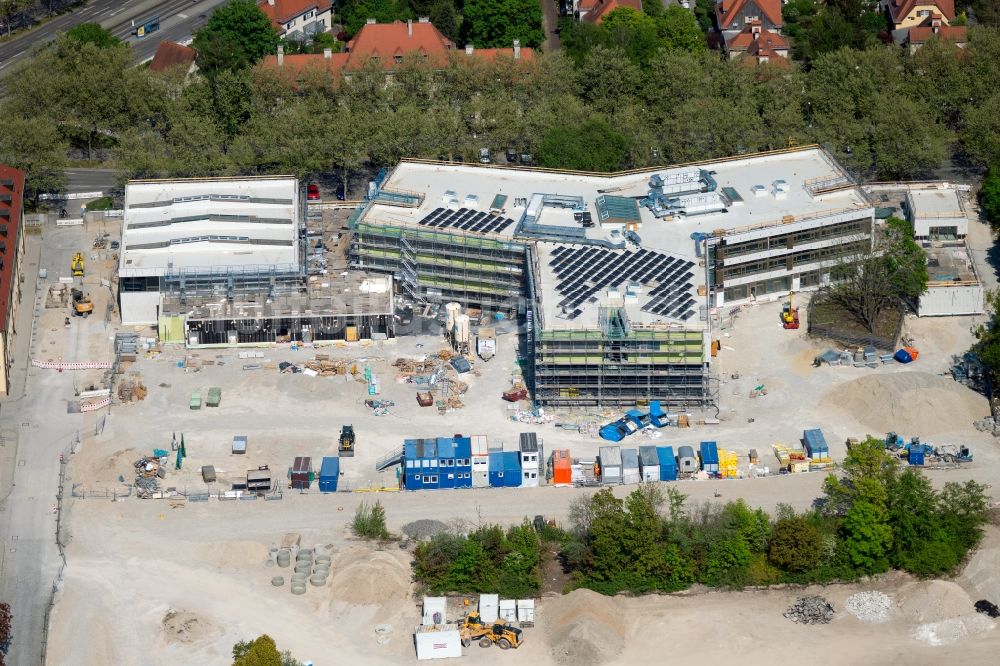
472, 456, 489, 488
422, 597, 448, 626
415, 627, 462, 660
479, 594, 499, 623
517, 599, 535, 624
499, 599, 517, 622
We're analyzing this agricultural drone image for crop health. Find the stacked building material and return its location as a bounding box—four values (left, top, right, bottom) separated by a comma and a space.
718, 449, 739, 478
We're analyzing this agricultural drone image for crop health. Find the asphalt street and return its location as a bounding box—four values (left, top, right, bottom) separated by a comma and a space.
0, 0, 228, 76
63, 168, 116, 194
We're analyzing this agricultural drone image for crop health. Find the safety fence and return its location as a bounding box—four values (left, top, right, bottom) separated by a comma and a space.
32, 358, 113, 370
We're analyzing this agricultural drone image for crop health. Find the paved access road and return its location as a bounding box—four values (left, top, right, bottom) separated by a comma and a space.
0, 0, 228, 77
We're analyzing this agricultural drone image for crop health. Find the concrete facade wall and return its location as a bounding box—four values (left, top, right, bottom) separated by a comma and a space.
918, 283, 984, 316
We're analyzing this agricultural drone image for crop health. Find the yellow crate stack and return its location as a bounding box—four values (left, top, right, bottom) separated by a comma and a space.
772, 443, 791, 467
719, 449, 739, 478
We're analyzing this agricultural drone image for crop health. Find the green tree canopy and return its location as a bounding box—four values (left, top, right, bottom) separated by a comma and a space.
768, 516, 823, 572
193, 0, 279, 76
66, 22, 122, 49
539, 117, 627, 172
461, 0, 544, 48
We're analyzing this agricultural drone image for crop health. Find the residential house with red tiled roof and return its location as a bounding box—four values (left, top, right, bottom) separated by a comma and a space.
261, 19, 535, 84
577, 0, 644, 24
724, 20, 788, 63
0, 165, 25, 396
715, 0, 782, 53
882, 0, 961, 44
149, 41, 197, 75
258, 0, 333, 41
905, 13, 967, 51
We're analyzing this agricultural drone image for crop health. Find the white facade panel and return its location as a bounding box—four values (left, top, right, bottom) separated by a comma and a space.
120, 290, 162, 326
919, 284, 984, 317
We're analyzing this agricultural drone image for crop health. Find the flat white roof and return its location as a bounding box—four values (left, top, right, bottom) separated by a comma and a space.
367, 146, 873, 262
120, 176, 300, 276
908, 187, 964, 219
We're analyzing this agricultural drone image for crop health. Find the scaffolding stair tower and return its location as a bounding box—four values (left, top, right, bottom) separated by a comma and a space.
375, 447, 404, 472
398, 235, 426, 306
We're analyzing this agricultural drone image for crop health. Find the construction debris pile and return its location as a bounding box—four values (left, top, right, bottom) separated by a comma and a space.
846, 591, 892, 624
394, 353, 471, 411
973, 417, 1000, 437
133, 456, 164, 497
784, 596, 834, 625
117, 378, 148, 403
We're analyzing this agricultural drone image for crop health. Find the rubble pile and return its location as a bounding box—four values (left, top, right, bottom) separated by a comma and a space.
846, 591, 892, 624
784, 596, 835, 625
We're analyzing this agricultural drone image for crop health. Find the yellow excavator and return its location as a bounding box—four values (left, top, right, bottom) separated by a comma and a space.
71, 288, 93, 318
781, 291, 800, 330
71, 252, 85, 277
459, 613, 523, 650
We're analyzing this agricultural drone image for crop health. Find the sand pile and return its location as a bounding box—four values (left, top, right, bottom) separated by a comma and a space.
961, 530, 1000, 603
161, 610, 217, 644
898, 580, 995, 645
545, 589, 627, 666
822, 372, 987, 435
329, 550, 410, 605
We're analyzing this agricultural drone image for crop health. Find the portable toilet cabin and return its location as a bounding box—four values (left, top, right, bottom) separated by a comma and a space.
502, 451, 522, 488
621, 448, 641, 484
519, 432, 542, 488
488, 451, 506, 488
699, 442, 719, 473
599, 445, 623, 485
657, 446, 677, 481
318, 456, 340, 492
453, 436, 473, 489
290, 456, 312, 489
676, 445, 697, 475
436, 437, 457, 489
802, 429, 829, 460
639, 445, 660, 483
550, 449, 572, 485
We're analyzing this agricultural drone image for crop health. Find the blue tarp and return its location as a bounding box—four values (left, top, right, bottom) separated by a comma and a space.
894, 349, 914, 363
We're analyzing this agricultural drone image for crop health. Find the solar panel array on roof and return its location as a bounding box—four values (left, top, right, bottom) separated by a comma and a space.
417, 207, 515, 235
547, 246, 697, 321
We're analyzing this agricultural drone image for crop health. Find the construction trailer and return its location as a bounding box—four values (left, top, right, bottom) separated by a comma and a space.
599, 445, 622, 485
472, 434, 489, 488
621, 448, 641, 484
290, 457, 312, 489
550, 449, 572, 484
657, 446, 678, 481
489, 451, 522, 488
519, 432, 542, 487
414, 626, 462, 660
639, 445, 660, 483
676, 445, 697, 475
404, 437, 472, 491
318, 456, 340, 492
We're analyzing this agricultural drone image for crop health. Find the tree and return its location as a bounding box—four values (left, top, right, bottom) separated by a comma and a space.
0, 0, 31, 37
539, 118, 627, 172
351, 500, 390, 540
462, 0, 544, 49
979, 166, 1000, 227
655, 6, 706, 52
960, 93, 1000, 168
600, 7, 662, 65
193, 0, 278, 76
822, 436, 897, 514
0, 115, 68, 199
232, 634, 301, 666
768, 516, 823, 572
817, 218, 928, 333
840, 500, 893, 573
886, 468, 939, 569
65, 22, 121, 48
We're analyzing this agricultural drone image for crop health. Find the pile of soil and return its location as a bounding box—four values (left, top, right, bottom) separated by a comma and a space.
199, 540, 269, 568
329, 550, 410, 605
161, 610, 216, 644
898, 580, 994, 646
822, 372, 987, 435
545, 589, 627, 666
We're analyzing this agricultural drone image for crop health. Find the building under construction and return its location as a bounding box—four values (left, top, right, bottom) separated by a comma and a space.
348, 147, 874, 408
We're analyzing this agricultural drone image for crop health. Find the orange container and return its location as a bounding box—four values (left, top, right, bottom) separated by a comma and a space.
903, 346, 919, 361
551, 449, 572, 485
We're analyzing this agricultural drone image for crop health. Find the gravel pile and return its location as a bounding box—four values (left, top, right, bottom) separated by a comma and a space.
402, 519, 449, 540
846, 591, 892, 624
784, 596, 835, 625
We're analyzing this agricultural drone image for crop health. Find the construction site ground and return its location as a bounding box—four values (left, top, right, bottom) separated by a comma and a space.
14, 218, 1000, 664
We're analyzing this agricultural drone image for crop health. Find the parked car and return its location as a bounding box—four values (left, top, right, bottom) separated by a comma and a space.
307, 183, 320, 201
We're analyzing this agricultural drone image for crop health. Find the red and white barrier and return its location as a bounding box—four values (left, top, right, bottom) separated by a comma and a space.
80, 397, 111, 412
32, 359, 113, 370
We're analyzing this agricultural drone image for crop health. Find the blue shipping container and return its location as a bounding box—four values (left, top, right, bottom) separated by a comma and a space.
318, 457, 340, 492
657, 446, 677, 481
488, 451, 506, 487
699, 441, 719, 471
